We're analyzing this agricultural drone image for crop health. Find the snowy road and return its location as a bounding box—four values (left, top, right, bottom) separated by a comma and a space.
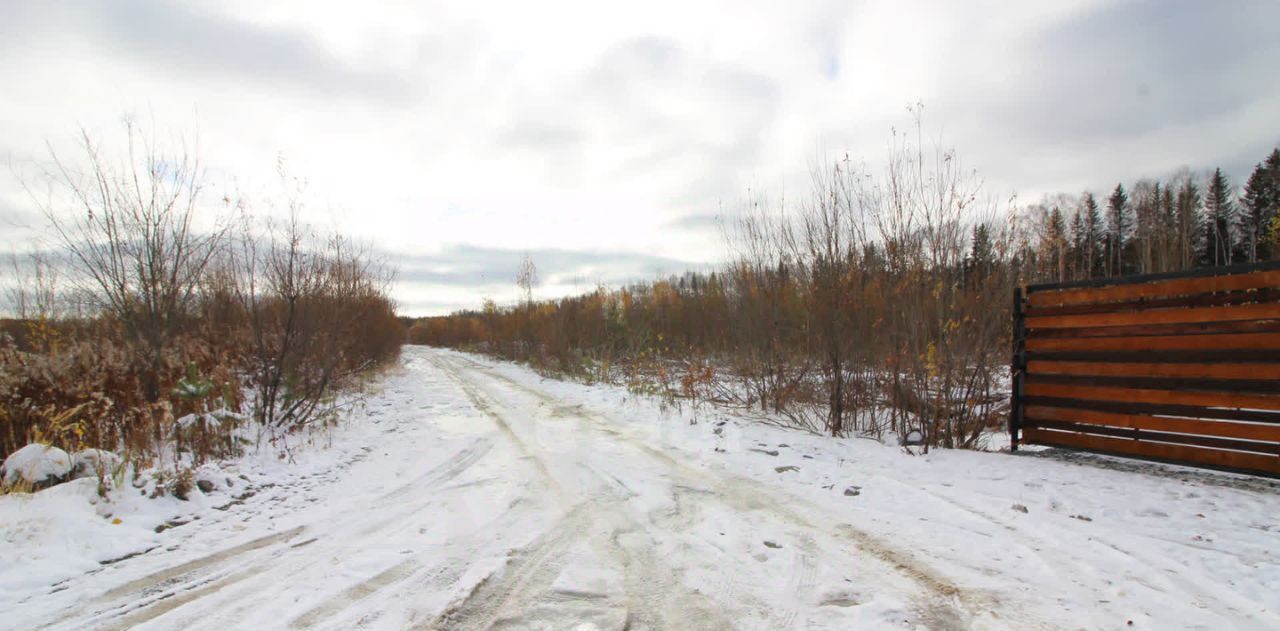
7, 346, 1279, 630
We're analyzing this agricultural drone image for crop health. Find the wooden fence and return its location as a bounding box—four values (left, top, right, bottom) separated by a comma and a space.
1009, 261, 1280, 476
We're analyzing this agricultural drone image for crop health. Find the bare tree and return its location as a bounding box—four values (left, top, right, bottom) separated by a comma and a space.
32, 122, 225, 400
6, 251, 62, 322
516, 254, 539, 306
794, 156, 872, 436
512, 254, 540, 359
724, 191, 811, 421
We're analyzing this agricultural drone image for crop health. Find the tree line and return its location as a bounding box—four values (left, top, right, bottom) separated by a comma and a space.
1025, 148, 1280, 284
414, 123, 1280, 449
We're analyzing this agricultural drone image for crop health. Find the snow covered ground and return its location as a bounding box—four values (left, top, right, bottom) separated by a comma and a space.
3, 345, 1278, 630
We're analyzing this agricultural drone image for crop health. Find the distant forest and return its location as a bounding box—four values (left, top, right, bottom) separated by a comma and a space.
1025, 148, 1280, 282
413, 128, 1280, 450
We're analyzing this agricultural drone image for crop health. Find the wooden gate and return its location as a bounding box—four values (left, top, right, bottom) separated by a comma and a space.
1009, 261, 1280, 476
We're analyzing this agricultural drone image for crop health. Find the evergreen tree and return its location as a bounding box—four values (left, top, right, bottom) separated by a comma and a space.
1081, 192, 1104, 278
1201, 168, 1236, 267
1242, 148, 1280, 261
1159, 182, 1177, 272
965, 223, 994, 285
1106, 183, 1131, 276
1045, 206, 1067, 282
1131, 181, 1158, 274
1144, 181, 1161, 273
1068, 207, 1086, 280
1175, 177, 1202, 270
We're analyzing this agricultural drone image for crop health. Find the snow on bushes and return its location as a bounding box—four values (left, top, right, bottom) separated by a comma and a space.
2, 444, 72, 487
71, 449, 122, 480
2, 444, 128, 491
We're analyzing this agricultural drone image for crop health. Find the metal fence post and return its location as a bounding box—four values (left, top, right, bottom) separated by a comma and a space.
1009, 286, 1025, 452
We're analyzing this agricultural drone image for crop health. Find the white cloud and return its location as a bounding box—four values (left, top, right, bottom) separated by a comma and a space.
1, 0, 1277, 315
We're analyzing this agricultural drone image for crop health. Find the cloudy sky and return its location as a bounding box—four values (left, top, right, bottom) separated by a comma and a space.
2, 0, 1278, 315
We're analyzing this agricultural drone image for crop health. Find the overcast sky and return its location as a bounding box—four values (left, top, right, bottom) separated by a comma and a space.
2, 0, 1278, 315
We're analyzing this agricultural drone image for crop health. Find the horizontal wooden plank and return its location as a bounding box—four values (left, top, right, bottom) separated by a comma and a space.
1023, 396, 1280, 424
1027, 269, 1280, 309
1027, 360, 1280, 381
1024, 405, 1280, 442
1026, 373, 1280, 395
1018, 427, 1280, 471
1025, 425, 1280, 469
1023, 382, 1280, 411
1025, 332, 1280, 352
1025, 287, 1280, 318
1022, 427, 1280, 475
1026, 349, 1280, 364
1025, 302, 1280, 330
1025, 419, 1280, 454
1026, 260, 1280, 294
1027, 320, 1280, 339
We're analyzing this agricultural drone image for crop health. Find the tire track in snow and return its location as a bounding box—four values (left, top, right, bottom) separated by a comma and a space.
374, 437, 494, 505
778, 534, 819, 629
598, 498, 737, 631
437, 359, 795, 627
429, 505, 589, 630
34, 360, 507, 631
28, 352, 574, 631
307, 494, 560, 631
429, 355, 559, 492
441, 352, 981, 629
289, 559, 422, 629
46, 432, 499, 631
174, 440, 518, 631
95, 565, 272, 631
434, 354, 739, 630
95, 526, 307, 603
272, 492, 553, 631
35, 527, 308, 631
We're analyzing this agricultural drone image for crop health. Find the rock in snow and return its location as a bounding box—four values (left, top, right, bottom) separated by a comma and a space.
71, 449, 122, 480
2, 444, 72, 487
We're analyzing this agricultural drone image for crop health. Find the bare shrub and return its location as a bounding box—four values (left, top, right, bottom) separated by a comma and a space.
32, 122, 226, 402
231, 212, 400, 436
1, 123, 403, 470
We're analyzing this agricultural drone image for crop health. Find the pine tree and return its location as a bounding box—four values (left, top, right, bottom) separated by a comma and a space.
1242, 148, 1280, 261
1045, 206, 1067, 282
1143, 181, 1161, 273
1159, 183, 1177, 272
1175, 177, 1202, 270
1106, 183, 1131, 276
1068, 207, 1086, 280
965, 223, 994, 284
1132, 182, 1158, 274
1201, 168, 1236, 267
1081, 192, 1104, 278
